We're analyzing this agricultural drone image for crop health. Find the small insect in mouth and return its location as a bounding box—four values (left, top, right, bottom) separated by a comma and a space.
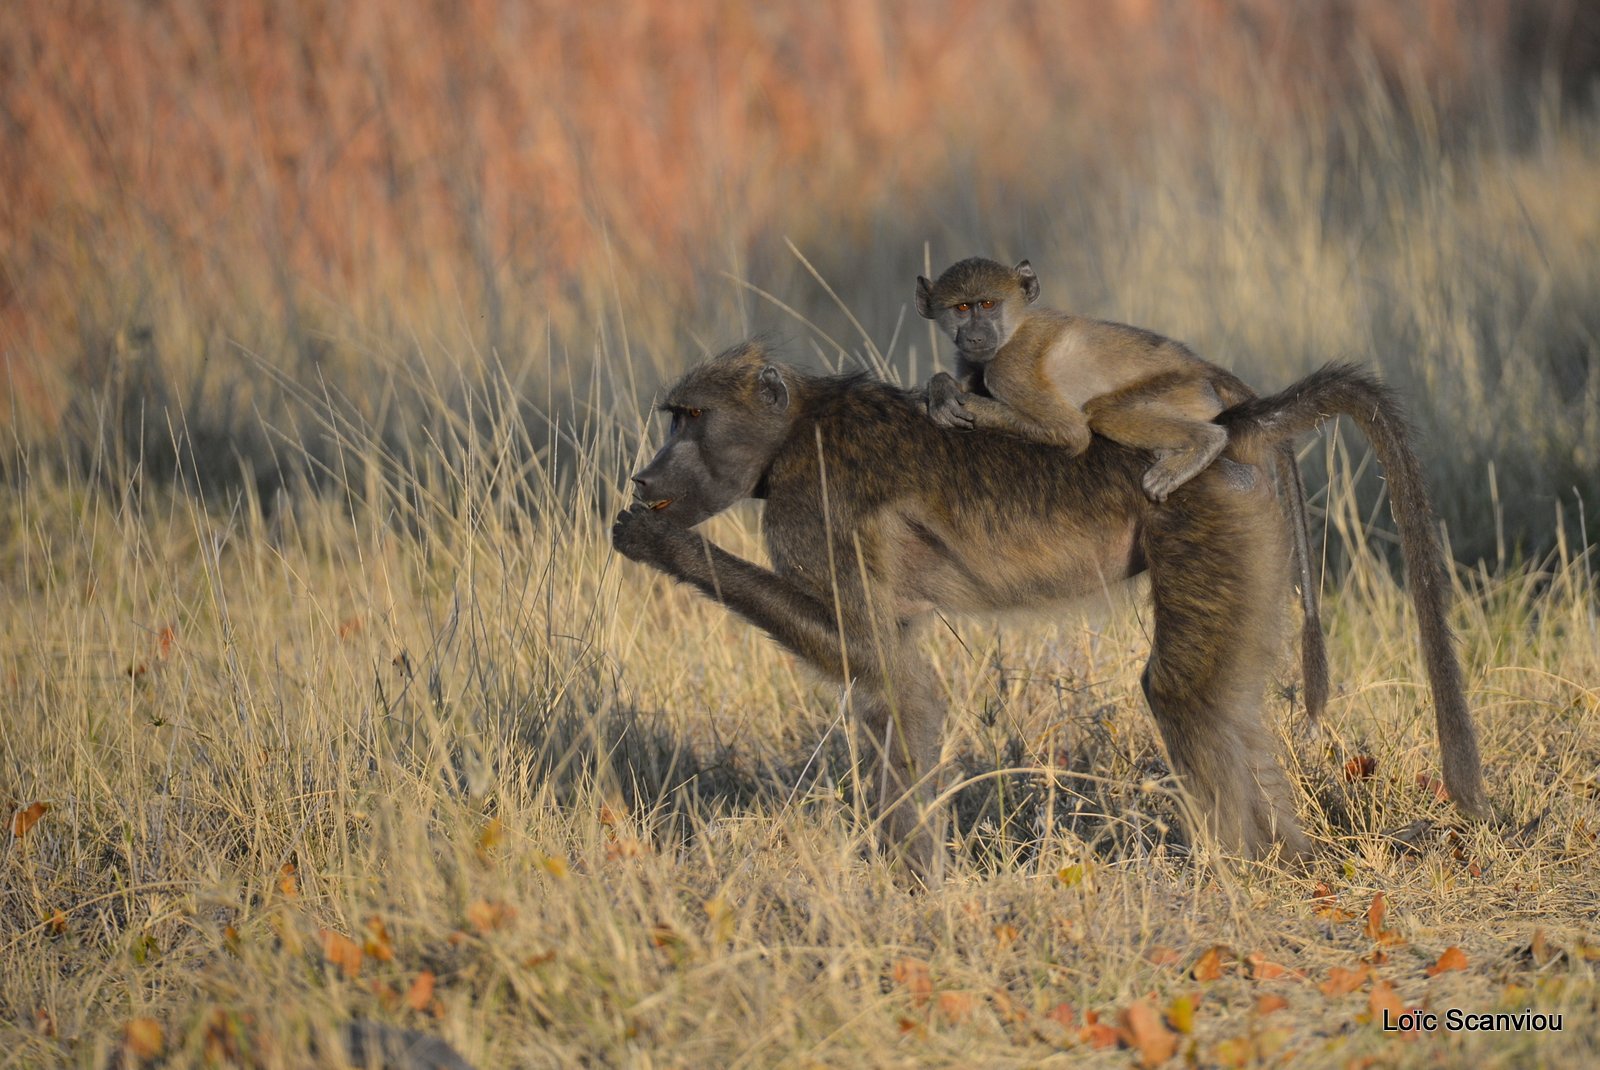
648, 499, 673, 511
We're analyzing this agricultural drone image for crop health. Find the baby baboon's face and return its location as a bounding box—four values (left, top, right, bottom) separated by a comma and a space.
914, 257, 1039, 362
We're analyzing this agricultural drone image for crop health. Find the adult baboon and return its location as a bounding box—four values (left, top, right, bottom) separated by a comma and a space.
917, 256, 1329, 721
612, 341, 1487, 876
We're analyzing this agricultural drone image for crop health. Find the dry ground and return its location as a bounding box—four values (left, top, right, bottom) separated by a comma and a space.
3, 3, 1599, 1066
1, 405, 1597, 1067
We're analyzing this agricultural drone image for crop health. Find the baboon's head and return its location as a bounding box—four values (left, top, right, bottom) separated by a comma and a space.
914, 257, 1039, 363
630, 341, 794, 527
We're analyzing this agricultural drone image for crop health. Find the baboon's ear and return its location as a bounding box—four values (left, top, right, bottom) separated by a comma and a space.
1015, 260, 1040, 304
914, 276, 935, 319
756, 366, 789, 412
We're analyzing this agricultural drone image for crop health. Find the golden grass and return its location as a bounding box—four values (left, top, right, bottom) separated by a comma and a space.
3, 1, 1600, 1065
2, 351, 1598, 1066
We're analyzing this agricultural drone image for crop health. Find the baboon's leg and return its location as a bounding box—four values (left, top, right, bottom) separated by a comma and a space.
1275, 442, 1329, 721
1139, 472, 1312, 860
853, 655, 947, 880
1086, 399, 1229, 502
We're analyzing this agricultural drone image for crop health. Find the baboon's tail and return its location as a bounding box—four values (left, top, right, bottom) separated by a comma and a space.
1220, 363, 1489, 820
1276, 442, 1329, 722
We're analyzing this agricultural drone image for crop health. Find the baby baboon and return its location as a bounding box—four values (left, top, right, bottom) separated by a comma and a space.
917, 256, 1329, 720
613, 341, 1486, 878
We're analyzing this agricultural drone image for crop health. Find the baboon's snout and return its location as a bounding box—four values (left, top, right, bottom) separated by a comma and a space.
630, 472, 673, 511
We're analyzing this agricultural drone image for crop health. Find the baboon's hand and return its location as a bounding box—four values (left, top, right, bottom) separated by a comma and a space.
612, 503, 694, 568
926, 372, 974, 431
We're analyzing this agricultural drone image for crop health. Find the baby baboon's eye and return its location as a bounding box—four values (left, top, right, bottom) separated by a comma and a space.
955, 302, 971, 312
979, 299, 995, 310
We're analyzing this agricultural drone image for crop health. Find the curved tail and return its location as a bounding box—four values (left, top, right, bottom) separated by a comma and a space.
1221, 363, 1489, 819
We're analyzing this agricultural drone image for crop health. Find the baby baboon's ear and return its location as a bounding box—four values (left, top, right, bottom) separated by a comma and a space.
914, 276, 935, 319
756, 366, 789, 412
1014, 260, 1040, 303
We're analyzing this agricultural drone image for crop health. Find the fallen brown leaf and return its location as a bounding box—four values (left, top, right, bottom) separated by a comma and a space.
1320, 964, 1370, 997
1245, 952, 1306, 981
892, 957, 932, 1007
1118, 998, 1178, 1067
1254, 994, 1289, 1015
123, 1017, 164, 1060
1145, 945, 1182, 967
319, 928, 363, 980
405, 970, 436, 1013
935, 990, 978, 1025
1425, 946, 1468, 977
1344, 755, 1378, 781
1191, 944, 1234, 981
11, 802, 48, 839
1367, 979, 1406, 1024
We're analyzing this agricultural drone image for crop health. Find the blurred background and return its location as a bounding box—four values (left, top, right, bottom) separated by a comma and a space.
3, 0, 1598, 563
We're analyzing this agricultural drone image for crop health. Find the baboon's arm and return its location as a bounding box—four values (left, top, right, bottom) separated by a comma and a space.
957, 393, 1093, 453
612, 505, 864, 680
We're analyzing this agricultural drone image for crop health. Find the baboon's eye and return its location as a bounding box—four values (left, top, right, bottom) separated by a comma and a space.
954, 302, 971, 312
979, 299, 995, 310
687, 408, 702, 419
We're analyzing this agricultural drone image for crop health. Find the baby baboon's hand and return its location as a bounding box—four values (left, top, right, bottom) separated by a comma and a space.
926, 372, 974, 431
612, 502, 692, 567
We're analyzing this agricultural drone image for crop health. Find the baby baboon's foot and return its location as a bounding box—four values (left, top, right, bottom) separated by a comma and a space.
1143, 454, 1206, 502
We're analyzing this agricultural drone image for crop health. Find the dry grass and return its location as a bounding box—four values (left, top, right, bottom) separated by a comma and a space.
2, 362, 1598, 1068
3, 1, 1600, 1066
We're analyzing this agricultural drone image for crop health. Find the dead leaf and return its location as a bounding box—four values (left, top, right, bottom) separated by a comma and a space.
338, 616, 363, 640
1166, 993, 1197, 1034
34, 1007, 55, 1037
1057, 863, 1086, 887
896, 1015, 926, 1037
1367, 979, 1406, 1024
1145, 945, 1182, 967
1365, 893, 1404, 945
467, 899, 515, 933
892, 957, 932, 1007
277, 862, 299, 898
1320, 964, 1370, 997
1118, 998, 1178, 1067
1254, 993, 1289, 1015
319, 928, 363, 979
1211, 1035, 1253, 1068
12, 802, 48, 839
1045, 1002, 1076, 1028
476, 817, 505, 861
123, 1017, 164, 1060
935, 991, 978, 1025
1310, 881, 1335, 903
1415, 773, 1450, 803
363, 916, 394, 961
1245, 953, 1305, 981
405, 970, 436, 1013
1191, 944, 1234, 981
993, 923, 1019, 949
46, 909, 66, 934
156, 626, 176, 659
1344, 755, 1378, 781
1425, 946, 1468, 977
1079, 1018, 1121, 1050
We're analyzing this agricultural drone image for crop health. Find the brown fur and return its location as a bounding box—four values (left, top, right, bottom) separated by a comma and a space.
919, 257, 1329, 721
614, 342, 1486, 878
